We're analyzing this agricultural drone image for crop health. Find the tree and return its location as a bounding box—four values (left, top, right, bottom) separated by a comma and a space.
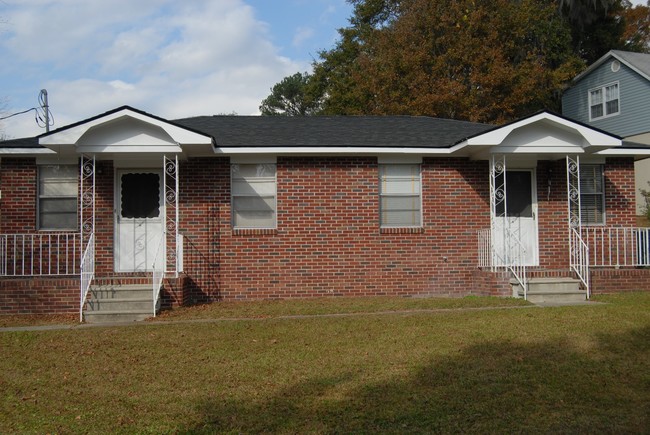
259, 72, 322, 116
621, 0, 650, 52
263, 0, 647, 122
312, 0, 583, 123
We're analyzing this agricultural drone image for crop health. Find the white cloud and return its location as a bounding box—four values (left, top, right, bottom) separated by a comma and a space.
1, 0, 308, 138
293, 27, 315, 47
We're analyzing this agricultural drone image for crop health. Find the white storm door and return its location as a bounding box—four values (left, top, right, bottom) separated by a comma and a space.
115, 170, 164, 272
493, 170, 538, 266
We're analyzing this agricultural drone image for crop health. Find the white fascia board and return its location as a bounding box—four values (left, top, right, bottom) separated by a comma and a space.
40, 109, 212, 146
465, 112, 621, 148
595, 148, 650, 156
490, 145, 586, 154
213, 146, 455, 155
76, 144, 183, 153
0, 148, 56, 155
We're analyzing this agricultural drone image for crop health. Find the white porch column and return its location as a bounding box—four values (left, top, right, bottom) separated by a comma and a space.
489, 154, 507, 269
163, 155, 179, 276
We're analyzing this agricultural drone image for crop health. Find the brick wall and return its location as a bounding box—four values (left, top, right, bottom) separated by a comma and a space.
178, 156, 495, 301
0, 155, 646, 315
1, 158, 37, 232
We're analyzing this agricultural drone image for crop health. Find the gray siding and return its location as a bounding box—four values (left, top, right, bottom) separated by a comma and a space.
562, 60, 650, 138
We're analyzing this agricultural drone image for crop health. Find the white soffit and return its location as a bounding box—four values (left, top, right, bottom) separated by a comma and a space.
39, 108, 213, 148
463, 112, 621, 150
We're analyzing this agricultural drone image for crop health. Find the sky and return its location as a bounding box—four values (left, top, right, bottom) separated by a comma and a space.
0, 0, 353, 139
1, 0, 647, 139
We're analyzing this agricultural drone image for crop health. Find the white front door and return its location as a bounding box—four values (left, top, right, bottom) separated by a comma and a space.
115, 170, 164, 272
493, 169, 538, 266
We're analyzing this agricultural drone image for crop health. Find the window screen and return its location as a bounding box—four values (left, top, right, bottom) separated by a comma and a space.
231, 164, 277, 228
379, 164, 421, 227
580, 165, 605, 225
495, 171, 532, 218
120, 173, 160, 219
38, 165, 78, 230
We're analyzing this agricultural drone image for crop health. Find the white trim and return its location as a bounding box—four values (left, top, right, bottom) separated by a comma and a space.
0, 148, 56, 155
464, 112, 621, 148
231, 155, 277, 164
588, 81, 620, 122
378, 155, 422, 164
216, 147, 457, 156
40, 108, 213, 146
572, 50, 650, 83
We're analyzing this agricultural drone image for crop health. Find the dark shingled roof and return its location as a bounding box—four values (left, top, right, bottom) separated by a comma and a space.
0, 107, 494, 150
174, 115, 493, 148
0, 136, 42, 148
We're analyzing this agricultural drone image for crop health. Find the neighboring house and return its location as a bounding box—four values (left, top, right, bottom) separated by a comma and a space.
1, 106, 650, 321
562, 50, 650, 215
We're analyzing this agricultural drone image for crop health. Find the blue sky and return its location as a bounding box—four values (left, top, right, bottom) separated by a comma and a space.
0, 0, 353, 138
1, 0, 647, 139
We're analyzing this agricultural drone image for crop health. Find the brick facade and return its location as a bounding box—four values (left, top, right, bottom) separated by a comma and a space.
1, 155, 649, 316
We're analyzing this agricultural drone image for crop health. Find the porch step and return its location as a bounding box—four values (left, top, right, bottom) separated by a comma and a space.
84, 283, 155, 323
513, 277, 587, 304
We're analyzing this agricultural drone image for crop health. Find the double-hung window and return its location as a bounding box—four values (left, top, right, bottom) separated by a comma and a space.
38, 165, 78, 230
580, 164, 605, 225
231, 163, 277, 229
589, 82, 619, 120
379, 164, 422, 227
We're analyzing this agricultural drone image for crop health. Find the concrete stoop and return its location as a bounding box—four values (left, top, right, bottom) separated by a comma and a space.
84, 283, 155, 323
512, 277, 587, 304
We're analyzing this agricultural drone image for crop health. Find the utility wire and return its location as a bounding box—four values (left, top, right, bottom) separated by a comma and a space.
0, 90, 54, 130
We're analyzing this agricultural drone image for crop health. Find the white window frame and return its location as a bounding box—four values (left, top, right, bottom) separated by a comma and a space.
37, 164, 79, 231
379, 163, 422, 228
231, 162, 277, 229
588, 81, 619, 121
580, 164, 606, 226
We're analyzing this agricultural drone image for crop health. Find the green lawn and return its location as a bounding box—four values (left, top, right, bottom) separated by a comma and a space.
1, 293, 649, 433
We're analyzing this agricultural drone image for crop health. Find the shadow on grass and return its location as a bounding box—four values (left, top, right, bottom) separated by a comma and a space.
180, 326, 649, 433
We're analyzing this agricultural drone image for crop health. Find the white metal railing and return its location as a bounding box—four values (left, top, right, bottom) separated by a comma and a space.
79, 233, 95, 322
570, 228, 590, 298
477, 228, 491, 268
477, 227, 528, 298
151, 233, 165, 317
581, 226, 650, 268
0, 233, 79, 276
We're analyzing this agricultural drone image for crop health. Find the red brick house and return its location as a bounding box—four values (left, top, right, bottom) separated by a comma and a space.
1, 106, 649, 321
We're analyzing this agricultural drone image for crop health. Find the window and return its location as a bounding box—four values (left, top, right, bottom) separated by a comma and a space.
231, 163, 276, 229
120, 173, 160, 219
379, 164, 421, 227
580, 165, 605, 225
38, 165, 78, 230
589, 82, 619, 120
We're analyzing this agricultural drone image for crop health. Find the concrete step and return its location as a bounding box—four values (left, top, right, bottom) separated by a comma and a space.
514, 277, 587, 304
85, 298, 152, 312
84, 310, 153, 323
88, 284, 152, 300
84, 283, 155, 323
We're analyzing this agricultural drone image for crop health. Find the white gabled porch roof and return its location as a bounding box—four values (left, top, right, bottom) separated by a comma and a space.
453, 111, 623, 161
39, 106, 214, 158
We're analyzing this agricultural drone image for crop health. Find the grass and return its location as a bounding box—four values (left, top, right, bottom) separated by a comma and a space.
152, 294, 530, 321
1, 293, 649, 433
0, 313, 76, 328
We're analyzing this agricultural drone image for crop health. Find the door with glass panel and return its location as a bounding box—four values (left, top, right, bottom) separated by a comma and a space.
115, 170, 164, 272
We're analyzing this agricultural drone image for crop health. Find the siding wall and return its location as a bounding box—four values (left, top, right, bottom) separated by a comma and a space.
562, 60, 650, 137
